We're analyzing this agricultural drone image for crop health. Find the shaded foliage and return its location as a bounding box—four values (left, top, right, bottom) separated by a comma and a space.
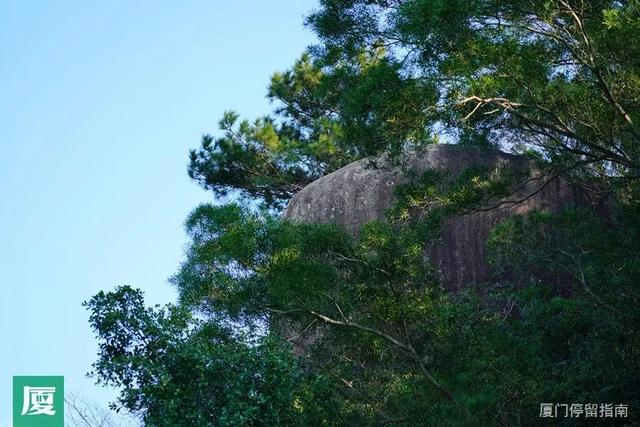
88, 192, 640, 425
151, 195, 639, 424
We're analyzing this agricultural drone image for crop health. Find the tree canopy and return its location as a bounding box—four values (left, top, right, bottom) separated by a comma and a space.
87, 1, 640, 425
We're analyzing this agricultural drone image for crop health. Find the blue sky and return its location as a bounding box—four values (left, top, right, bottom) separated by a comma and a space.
0, 1, 317, 424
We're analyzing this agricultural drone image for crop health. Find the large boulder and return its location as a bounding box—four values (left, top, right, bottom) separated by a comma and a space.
284, 144, 588, 290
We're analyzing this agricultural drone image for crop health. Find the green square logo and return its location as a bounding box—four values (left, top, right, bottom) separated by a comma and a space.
13, 376, 64, 427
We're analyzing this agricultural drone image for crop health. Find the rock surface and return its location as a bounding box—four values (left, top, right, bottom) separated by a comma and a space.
284, 144, 587, 289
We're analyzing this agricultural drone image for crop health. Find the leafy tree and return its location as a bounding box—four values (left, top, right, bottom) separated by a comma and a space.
88, 180, 640, 425
189, 0, 640, 211
84, 286, 351, 426
307, 0, 640, 179
188, 49, 436, 210
87, 1, 640, 425
160, 195, 640, 425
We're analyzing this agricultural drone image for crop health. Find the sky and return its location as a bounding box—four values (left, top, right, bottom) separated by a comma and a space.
0, 1, 318, 424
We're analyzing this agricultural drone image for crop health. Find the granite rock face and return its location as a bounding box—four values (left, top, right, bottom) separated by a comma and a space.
284, 144, 586, 289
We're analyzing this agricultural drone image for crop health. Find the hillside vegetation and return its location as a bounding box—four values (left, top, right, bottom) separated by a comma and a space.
86, 1, 640, 425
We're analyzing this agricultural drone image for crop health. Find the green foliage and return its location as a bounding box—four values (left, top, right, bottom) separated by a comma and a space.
88, 181, 640, 425
189, 48, 437, 209
483, 207, 640, 423
85, 286, 346, 426
308, 0, 640, 178
188, 111, 322, 210
190, 0, 640, 210
87, 1, 640, 425
162, 201, 640, 425
487, 207, 640, 301
389, 161, 527, 229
